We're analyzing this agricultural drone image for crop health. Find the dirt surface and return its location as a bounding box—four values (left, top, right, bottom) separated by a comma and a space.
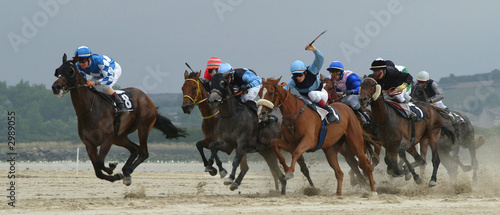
2, 138, 499, 215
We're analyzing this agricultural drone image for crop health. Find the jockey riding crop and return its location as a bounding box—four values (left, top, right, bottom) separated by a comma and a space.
305, 30, 327, 50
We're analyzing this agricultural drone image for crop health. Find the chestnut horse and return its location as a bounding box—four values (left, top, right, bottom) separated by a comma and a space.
52, 54, 187, 186
411, 84, 484, 183
181, 70, 228, 177
358, 77, 442, 187
321, 76, 381, 186
207, 73, 314, 194
257, 77, 376, 196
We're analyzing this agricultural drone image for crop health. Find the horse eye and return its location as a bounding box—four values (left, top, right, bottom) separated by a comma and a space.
68, 68, 75, 77
220, 81, 226, 88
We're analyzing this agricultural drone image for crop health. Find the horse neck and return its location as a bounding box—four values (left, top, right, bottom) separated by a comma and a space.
69, 86, 99, 119
278, 89, 302, 119
197, 85, 218, 117
219, 92, 238, 118
370, 96, 390, 124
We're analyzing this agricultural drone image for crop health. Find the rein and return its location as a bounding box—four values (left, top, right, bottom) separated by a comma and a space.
184, 78, 219, 119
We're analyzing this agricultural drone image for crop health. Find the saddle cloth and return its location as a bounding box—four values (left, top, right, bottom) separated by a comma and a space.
386, 101, 424, 121
300, 98, 340, 123
113, 90, 135, 112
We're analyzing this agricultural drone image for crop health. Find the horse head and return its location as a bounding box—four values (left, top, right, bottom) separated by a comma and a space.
320, 74, 339, 103
181, 70, 204, 114
256, 77, 284, 122
358, 77, 381, 108
410, 84, 428, 103
208, 72, 232, 109
52, 53, 86, 97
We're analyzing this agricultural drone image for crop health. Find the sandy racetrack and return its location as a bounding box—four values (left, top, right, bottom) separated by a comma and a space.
2, 138, 500, 215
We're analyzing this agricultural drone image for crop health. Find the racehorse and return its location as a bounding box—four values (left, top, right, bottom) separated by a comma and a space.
181, 70, 228, 177
207, 73, 313, 194
321, 76, 382, 186
51, 54, 187, 186
256, 77, 377, 196
411, 84, 484, 183
358, 77, 443, 187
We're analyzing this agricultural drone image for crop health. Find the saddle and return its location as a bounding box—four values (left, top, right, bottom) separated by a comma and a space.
386, 101, 424, 121
91, 87, 135, 136
300, 98, 340, 124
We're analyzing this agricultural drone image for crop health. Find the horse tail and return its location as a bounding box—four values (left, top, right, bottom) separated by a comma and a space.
154, 113, 188, 139
362, 131, 382, 166
441, 124, 456, 144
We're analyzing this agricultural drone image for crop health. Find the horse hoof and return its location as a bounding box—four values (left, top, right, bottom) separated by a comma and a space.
405, 173, 412, 181
205, 166, 218, 176
415, 176, 423, 185
230, 183, 238, 191
109, 162, 118, 171
223, 178, 233, 186
428, 180, 437, 187
116, 173, 125, 180
285, 173, 294, 180
123, 176, 132, 186
220, 169, 228, 179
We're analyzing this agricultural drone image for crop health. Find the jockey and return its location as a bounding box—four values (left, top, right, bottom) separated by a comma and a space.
327, 61, 371, 125
75, 46, 128, 115
286, 43, 336, 123
386, 60, 412, 102
218, 62, 262, 113
202, 57, 222, 82
416, 71, 460, 123
369, 58, 416, 121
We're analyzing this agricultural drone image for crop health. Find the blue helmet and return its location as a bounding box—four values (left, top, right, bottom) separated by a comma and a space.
290, 60, 306, 74
327, 61, 344, 73
74, 46, 92, 58
218, 63, 233, 74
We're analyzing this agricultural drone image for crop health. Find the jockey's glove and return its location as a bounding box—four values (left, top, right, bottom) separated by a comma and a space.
343, 90, 355, 95
240, 85, 249, 92
396, 83, 408, 91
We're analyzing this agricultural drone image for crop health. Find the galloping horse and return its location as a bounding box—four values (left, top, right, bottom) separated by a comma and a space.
181, 71, 228, 177
52, 54, 187, 186
358, 77, 442, 187
321, 76, 381, 186
411, 84, 484, 183
257, 77, 377, 196
207, 73, 313, 194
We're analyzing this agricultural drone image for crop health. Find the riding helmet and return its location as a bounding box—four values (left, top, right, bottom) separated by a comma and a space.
75, 46, 92, 58
290, 60, 307, 74
416, 71, 430, 81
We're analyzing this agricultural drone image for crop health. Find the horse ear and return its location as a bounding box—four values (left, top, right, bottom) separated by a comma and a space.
363, 74, 367, 79
223, 72, 231, 79
196, 71, 201, 78
184, 70, 189, 79
72, 53, 79, 64
320, 74, 324, 80
276, 76, 282, 83
62, 53, 67, 63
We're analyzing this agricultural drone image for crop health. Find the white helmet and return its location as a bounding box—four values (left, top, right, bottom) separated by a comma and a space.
416, 71, 429, 81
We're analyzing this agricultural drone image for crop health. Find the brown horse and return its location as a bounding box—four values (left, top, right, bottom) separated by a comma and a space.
257, 77, 376, 196
181, 71, 228, 177
321, 75, 382, 186
358, 77, 442, 187
52, 54, 186, 186
411, 84, 484, 183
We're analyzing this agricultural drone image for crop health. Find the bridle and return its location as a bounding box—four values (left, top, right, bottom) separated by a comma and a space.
183, 78, 219, 119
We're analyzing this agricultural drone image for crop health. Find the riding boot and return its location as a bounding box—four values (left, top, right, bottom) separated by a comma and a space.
322, 105, 337, 123
113, 94, 129, 115
356, 108, 372, 127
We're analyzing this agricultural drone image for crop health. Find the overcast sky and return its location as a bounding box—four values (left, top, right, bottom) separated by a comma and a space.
2, 0, 500, 94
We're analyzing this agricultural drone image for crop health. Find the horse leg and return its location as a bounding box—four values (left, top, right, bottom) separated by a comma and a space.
114, 136, 140, 186
258, 148, 287, 194
270, 138, 293, 178
297, 155, 315, 187
225, 150, 248, 191
339, 144, 365, 187
345, 131, 377, 195
197, 140, 217, 176
323, 145, 344, 196
398, 143, 423, 185
207, 141, 228, 178
428, 137, 441, 187
439, 146, 458, 183
469, 145, 478, 184
125, 124, 154, 186
85, 143, 123, 182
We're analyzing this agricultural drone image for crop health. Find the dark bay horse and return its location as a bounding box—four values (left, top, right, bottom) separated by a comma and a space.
207, 73, 313, 195
181, 70, 228, 177
411, 84, 484, 183
257, 77, 377, 196
321, 76, 382, 186
358, 77, 442, 187
52, 54, 186, 186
